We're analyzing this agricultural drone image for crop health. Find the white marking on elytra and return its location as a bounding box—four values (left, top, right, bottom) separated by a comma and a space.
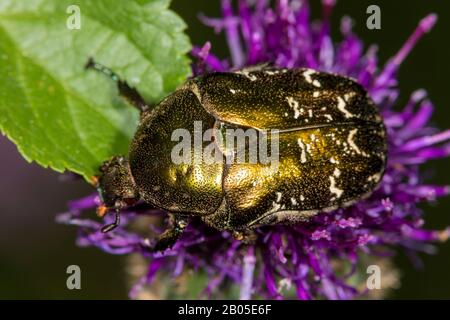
367, 173, 382, 183
276, 192, 282, 203
330, 157, 339, 164
313, 91, 320, 98
329, 175, 343, 198
303, 69, 314, 83
300, 195, 305, 201
344, 92, 356, 101
306, 142, 312, 154
303, 69, 321, 87
290, 197, 298, 205
265, 70, 279, 75
336, 96, 354, 118
308, 109, 313, 118
347, 129, 368, 156
324, 114, 333, 121
230, 88, 237, 94
297, 139, 307, 163
286, 96, 301, 119
333, 168, 341, 178
236, 70, 257, 81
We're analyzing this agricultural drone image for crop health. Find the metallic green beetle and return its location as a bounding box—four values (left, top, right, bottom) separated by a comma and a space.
88, 59, 387, 252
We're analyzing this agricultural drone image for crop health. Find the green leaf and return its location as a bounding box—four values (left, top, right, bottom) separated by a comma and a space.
0, 0, 192, 180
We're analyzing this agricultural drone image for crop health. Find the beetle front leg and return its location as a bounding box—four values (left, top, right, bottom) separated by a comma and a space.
85, 57, 150, 112
151, 214, 188, 252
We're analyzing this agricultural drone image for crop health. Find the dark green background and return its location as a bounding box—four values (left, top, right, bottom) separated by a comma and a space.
0, 0, 449, 299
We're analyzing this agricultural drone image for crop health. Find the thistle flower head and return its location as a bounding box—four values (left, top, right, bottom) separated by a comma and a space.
58, 0, 450, 299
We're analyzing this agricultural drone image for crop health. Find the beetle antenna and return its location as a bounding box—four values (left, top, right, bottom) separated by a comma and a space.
85, 57, 120, 81
84, 57, 150, 113
101, 209, 121, 233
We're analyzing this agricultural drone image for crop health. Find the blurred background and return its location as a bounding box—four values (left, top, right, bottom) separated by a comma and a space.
0, 0, 449, 299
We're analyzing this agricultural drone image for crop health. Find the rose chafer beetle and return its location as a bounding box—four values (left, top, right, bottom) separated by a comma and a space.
86, 59, 387, 252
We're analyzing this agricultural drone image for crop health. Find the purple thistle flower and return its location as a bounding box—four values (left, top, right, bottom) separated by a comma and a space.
58, 0, 450, 299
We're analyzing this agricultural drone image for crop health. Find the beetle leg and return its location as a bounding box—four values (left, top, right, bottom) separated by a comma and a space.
151, 214, 188, 252
101, 208, 121, 233
232, 229, 257, 244
85, 57, 149, 112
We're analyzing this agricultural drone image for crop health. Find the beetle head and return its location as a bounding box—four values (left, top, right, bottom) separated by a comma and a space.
97, 156, 139, 213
